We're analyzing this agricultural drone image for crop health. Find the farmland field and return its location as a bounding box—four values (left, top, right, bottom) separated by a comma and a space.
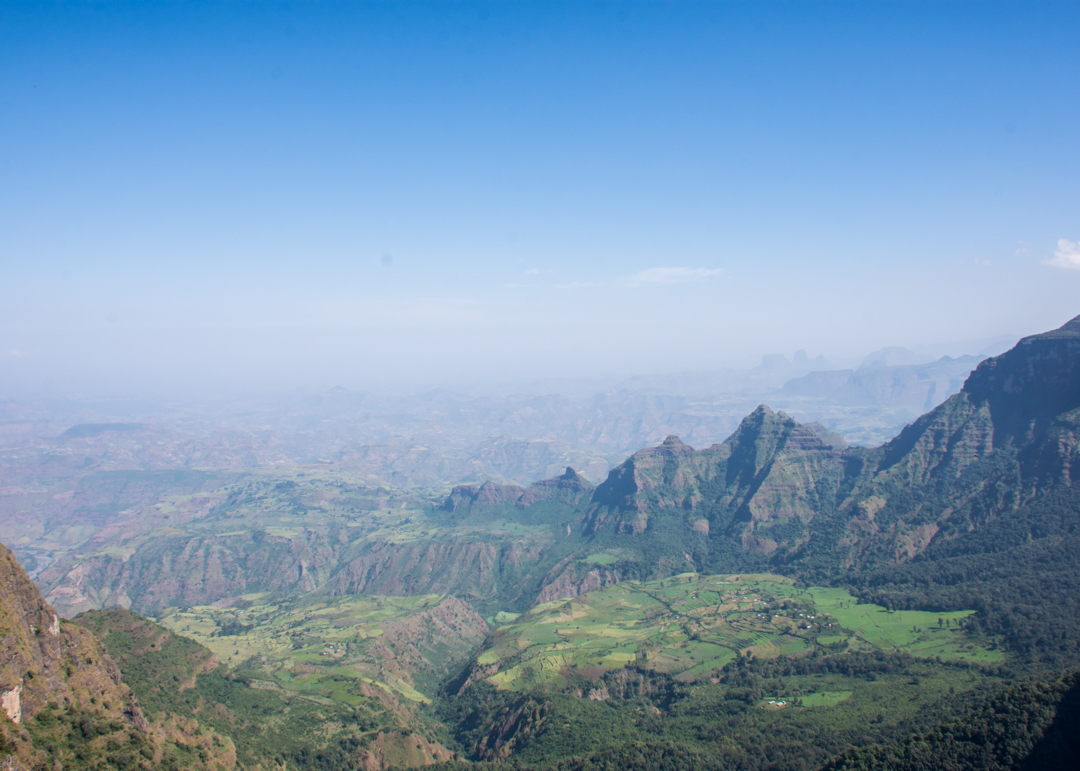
478, 573, 1001, 691
156, 591, 488, 705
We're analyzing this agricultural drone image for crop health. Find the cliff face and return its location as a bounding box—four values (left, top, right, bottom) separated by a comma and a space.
44, 527, 341, 617
323, 537, 553, 611
499, 315, 1080, 572
582, 411, 849, 555
819, 316, 1080, 567
0, 543, 144, 727
0, 543, 158, 770
963, 315, 1080, 448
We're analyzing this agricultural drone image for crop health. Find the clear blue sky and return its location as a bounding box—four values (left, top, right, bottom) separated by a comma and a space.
2, 1, 1079, 394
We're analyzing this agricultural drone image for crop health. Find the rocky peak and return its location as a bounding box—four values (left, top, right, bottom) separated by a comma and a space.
517, 467, 595, 507
559, 466, 587, 482
962, 314, 1080, 444
440, 468, 594, 513
529, 467, 592, 495
628, 435, 696, 462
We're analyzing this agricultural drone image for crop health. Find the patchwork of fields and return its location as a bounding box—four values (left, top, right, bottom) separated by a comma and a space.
157, 591, 488, 705
153, 571, 1002, 711
478, 573, 1002, 691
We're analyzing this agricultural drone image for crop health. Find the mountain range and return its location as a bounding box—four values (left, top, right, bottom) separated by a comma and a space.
1, 316, 1078, 770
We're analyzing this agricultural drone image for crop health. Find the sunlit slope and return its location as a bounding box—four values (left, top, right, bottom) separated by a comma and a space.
35, 467, 589, 620
156, 591, 489, 704
75, 607, 458, 770
468, 574, 1000, 692
0, 543, 239, 771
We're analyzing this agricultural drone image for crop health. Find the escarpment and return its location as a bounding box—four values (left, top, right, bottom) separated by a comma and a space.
0, 542, 154, 769
444, 315, 1080, 575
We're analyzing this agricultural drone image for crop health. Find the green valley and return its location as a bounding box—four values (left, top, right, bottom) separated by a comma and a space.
470, 573, 998, 693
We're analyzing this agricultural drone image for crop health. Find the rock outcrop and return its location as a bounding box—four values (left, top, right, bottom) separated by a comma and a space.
441, 467, 594, 512
582, 413, 848, 551
0, 542, 155, 769
0, 543, 145, 726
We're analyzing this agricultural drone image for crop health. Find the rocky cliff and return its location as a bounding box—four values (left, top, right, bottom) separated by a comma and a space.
0, 542, 233, 770
0, 541, 144, 722
459, 314, 1080, 577
581, 411, 850, 555
815, 315, 1080, 568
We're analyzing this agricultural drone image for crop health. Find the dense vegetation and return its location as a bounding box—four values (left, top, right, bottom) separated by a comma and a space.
431, 650, 1003, 771
840, 485, 1080, 670
73, 610, 413, 771
821, 668, 1080, 771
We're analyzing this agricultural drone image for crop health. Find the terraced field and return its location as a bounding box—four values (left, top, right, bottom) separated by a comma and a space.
156, 591, 489, 705
478, 573, 1001, 690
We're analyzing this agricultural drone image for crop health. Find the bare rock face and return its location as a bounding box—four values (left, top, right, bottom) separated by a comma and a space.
963, 314, 1080, 446
534, 558, 622, 605
0, 542, 153, 769
325, 540, 506, 600
44, 527, 341, 618
517, 467, 594, 507
440, 481, 529, 512
0, 543, 144, 725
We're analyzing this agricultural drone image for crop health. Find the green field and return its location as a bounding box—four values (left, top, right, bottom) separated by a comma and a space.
800, 690, 854, 707
477, 573, 1000, 691
584, 551, 620, 565
156, 592, 486, 705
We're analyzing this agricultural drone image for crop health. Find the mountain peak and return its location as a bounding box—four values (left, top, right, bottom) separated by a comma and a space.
961, 314, 1080, 437
638, 435, 695, 457
1025, 314, 1080, 340
558, 467, 591, 485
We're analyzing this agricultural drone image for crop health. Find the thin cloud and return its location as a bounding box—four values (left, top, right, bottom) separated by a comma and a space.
1046, 239, 1080, 269
2, 349, 25, 357
622, 267, 724, 287
501, 280, 600, 290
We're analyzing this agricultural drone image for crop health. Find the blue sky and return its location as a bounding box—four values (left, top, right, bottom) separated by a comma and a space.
2, 1, 1079, 394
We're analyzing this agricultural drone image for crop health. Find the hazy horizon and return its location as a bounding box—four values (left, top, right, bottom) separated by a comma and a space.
3, 2, 1079, 397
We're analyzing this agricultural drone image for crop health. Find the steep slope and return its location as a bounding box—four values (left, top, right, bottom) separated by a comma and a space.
75, 608, 459, 770
572, 410, 853, 566
0, 542, 231, 771
528, 316, 1080, 575
441, 467, 593, 513
805, 314, 1080, 570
